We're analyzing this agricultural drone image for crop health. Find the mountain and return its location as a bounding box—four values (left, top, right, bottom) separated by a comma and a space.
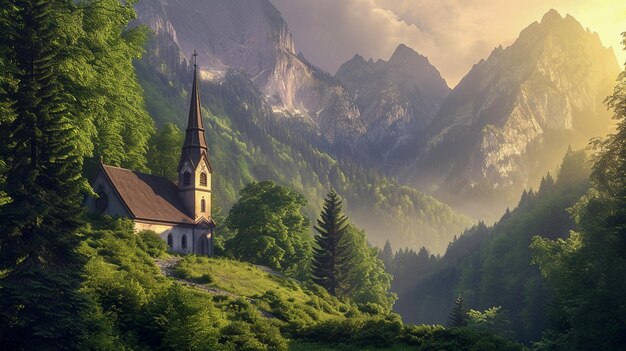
401, 10, 619, 220
134, 0, 365, 151
336, 44, 450, 160
133, 0, 473, 254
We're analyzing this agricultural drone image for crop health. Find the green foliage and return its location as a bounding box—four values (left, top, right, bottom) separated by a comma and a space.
147, 122, 184, 180
311, 190, 350, 295
411, 327, 525, 351
225, 181, 312, 279
66, 0, 154, 172
137, 230, 168, 258
394, 149, 591, 342
530, 40, 626, 350
339, 225, 396, 312
78, 217, 292, 350
311, 191, 395, 311
467, 307, 513, 338
0, 1, 94, 347
144, 284, 222, 350
448, 295, 468, 327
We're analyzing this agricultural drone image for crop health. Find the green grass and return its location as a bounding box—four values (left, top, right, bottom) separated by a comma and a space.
173, 256, 352, 322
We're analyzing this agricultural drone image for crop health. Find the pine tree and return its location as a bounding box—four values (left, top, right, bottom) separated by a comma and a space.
447, 294, 468, 327
0, 0, 91, 347
311, 190, 350, 295
380, 240, 394, 272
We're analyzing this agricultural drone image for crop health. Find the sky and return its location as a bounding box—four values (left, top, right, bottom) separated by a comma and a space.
270, 0, 626, 87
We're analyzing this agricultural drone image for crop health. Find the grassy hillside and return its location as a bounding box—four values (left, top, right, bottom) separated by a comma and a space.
77, 215, 523, 350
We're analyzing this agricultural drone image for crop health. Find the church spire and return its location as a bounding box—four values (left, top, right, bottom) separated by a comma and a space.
178, 50, 210, 172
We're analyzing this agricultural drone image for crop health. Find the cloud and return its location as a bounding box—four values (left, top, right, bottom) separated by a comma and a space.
270, 0, 626, 87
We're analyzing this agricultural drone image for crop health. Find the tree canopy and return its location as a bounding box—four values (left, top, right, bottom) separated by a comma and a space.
225, 181, 312, 278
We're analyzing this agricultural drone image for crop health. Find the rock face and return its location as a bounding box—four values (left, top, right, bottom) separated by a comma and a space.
336, 44, 450, 160
404, 9, 620, 218
134, 0, 364, 150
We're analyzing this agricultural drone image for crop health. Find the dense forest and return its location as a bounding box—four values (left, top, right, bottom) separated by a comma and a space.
0, 0, 625, 350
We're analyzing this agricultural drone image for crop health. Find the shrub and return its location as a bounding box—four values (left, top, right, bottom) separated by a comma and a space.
137, 230, 168, 257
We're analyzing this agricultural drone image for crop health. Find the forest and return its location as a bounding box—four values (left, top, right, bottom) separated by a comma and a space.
1, 0, 625, 350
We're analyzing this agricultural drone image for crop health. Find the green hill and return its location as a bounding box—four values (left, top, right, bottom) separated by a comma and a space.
77, 215, 523, 350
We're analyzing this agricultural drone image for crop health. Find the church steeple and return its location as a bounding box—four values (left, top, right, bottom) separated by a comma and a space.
178, 50, 211, 173
177, 51, 213, 221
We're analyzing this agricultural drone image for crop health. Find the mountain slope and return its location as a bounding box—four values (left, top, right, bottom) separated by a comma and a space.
134, 0, 365, 152
336, 44, 450, 161
402, 10, 619, 220
134, 32, 472, 253
392, 150, 591, 342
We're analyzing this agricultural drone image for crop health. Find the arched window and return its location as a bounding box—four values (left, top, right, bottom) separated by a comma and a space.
167, 233, 173, 248
201, 199, 206, 212
181, 235, 187, 250
183, 172, 191, 186
200, 172, 207, 186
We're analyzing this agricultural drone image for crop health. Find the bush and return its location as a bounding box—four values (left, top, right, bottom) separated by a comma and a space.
137, 230, 168, 257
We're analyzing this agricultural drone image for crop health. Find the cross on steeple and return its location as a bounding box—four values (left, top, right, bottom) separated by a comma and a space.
192, 50, 198, 67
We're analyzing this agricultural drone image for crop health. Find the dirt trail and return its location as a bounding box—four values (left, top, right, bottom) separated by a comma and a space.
154, 256, 238, 298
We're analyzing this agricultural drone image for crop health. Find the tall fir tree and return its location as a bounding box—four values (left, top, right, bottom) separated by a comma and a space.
0, 0, 91, 348
447, 294, 468, 327
379, 240, 394, 272
311, 190, 350, 295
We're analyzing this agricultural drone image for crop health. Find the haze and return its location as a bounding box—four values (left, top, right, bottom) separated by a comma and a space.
270, 0, 626, 87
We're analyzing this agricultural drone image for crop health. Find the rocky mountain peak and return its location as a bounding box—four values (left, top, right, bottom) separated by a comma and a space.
335, 44, 450, 160
540, 8, 562, 24
407, 11, 620, 220
388, 43, 428, 66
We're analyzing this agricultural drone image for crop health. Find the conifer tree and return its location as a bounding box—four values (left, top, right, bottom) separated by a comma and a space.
0, 0, 91, 347
447, 294, 468, 327
380, 240, 394, 272
311, 190, 350, 295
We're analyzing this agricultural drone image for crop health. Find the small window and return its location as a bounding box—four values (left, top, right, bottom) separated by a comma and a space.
183, 172, 191, 186
200, 172, 207, 186
201, 199, 206, 212
167, 233, 173, 248
181, 235, 187, 249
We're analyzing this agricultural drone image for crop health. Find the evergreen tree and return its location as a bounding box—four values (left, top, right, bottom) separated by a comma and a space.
0, 0, 92, 348
380, 240, 394, 272
311, 190, 350, 295
531, 33, 626, 350
448, 295, 468, 327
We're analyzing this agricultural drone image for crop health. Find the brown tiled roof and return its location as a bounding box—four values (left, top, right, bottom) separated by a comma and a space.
101, 165, 196, 224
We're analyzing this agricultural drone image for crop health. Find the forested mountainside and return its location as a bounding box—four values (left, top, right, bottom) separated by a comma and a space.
386, 149, 591, 342
134, 33, 472, 254
402, 10, 620, 220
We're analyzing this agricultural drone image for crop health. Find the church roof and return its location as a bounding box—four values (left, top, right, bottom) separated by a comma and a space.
101, 164, 197, 225
178, 56, 212, 173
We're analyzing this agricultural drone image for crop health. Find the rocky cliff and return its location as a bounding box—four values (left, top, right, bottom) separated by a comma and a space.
134, 0, 365, 150
336, 44, 450, 160
404, 9, 620, 219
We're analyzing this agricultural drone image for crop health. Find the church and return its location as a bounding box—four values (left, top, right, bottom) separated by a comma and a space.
87, 61, 216, 256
